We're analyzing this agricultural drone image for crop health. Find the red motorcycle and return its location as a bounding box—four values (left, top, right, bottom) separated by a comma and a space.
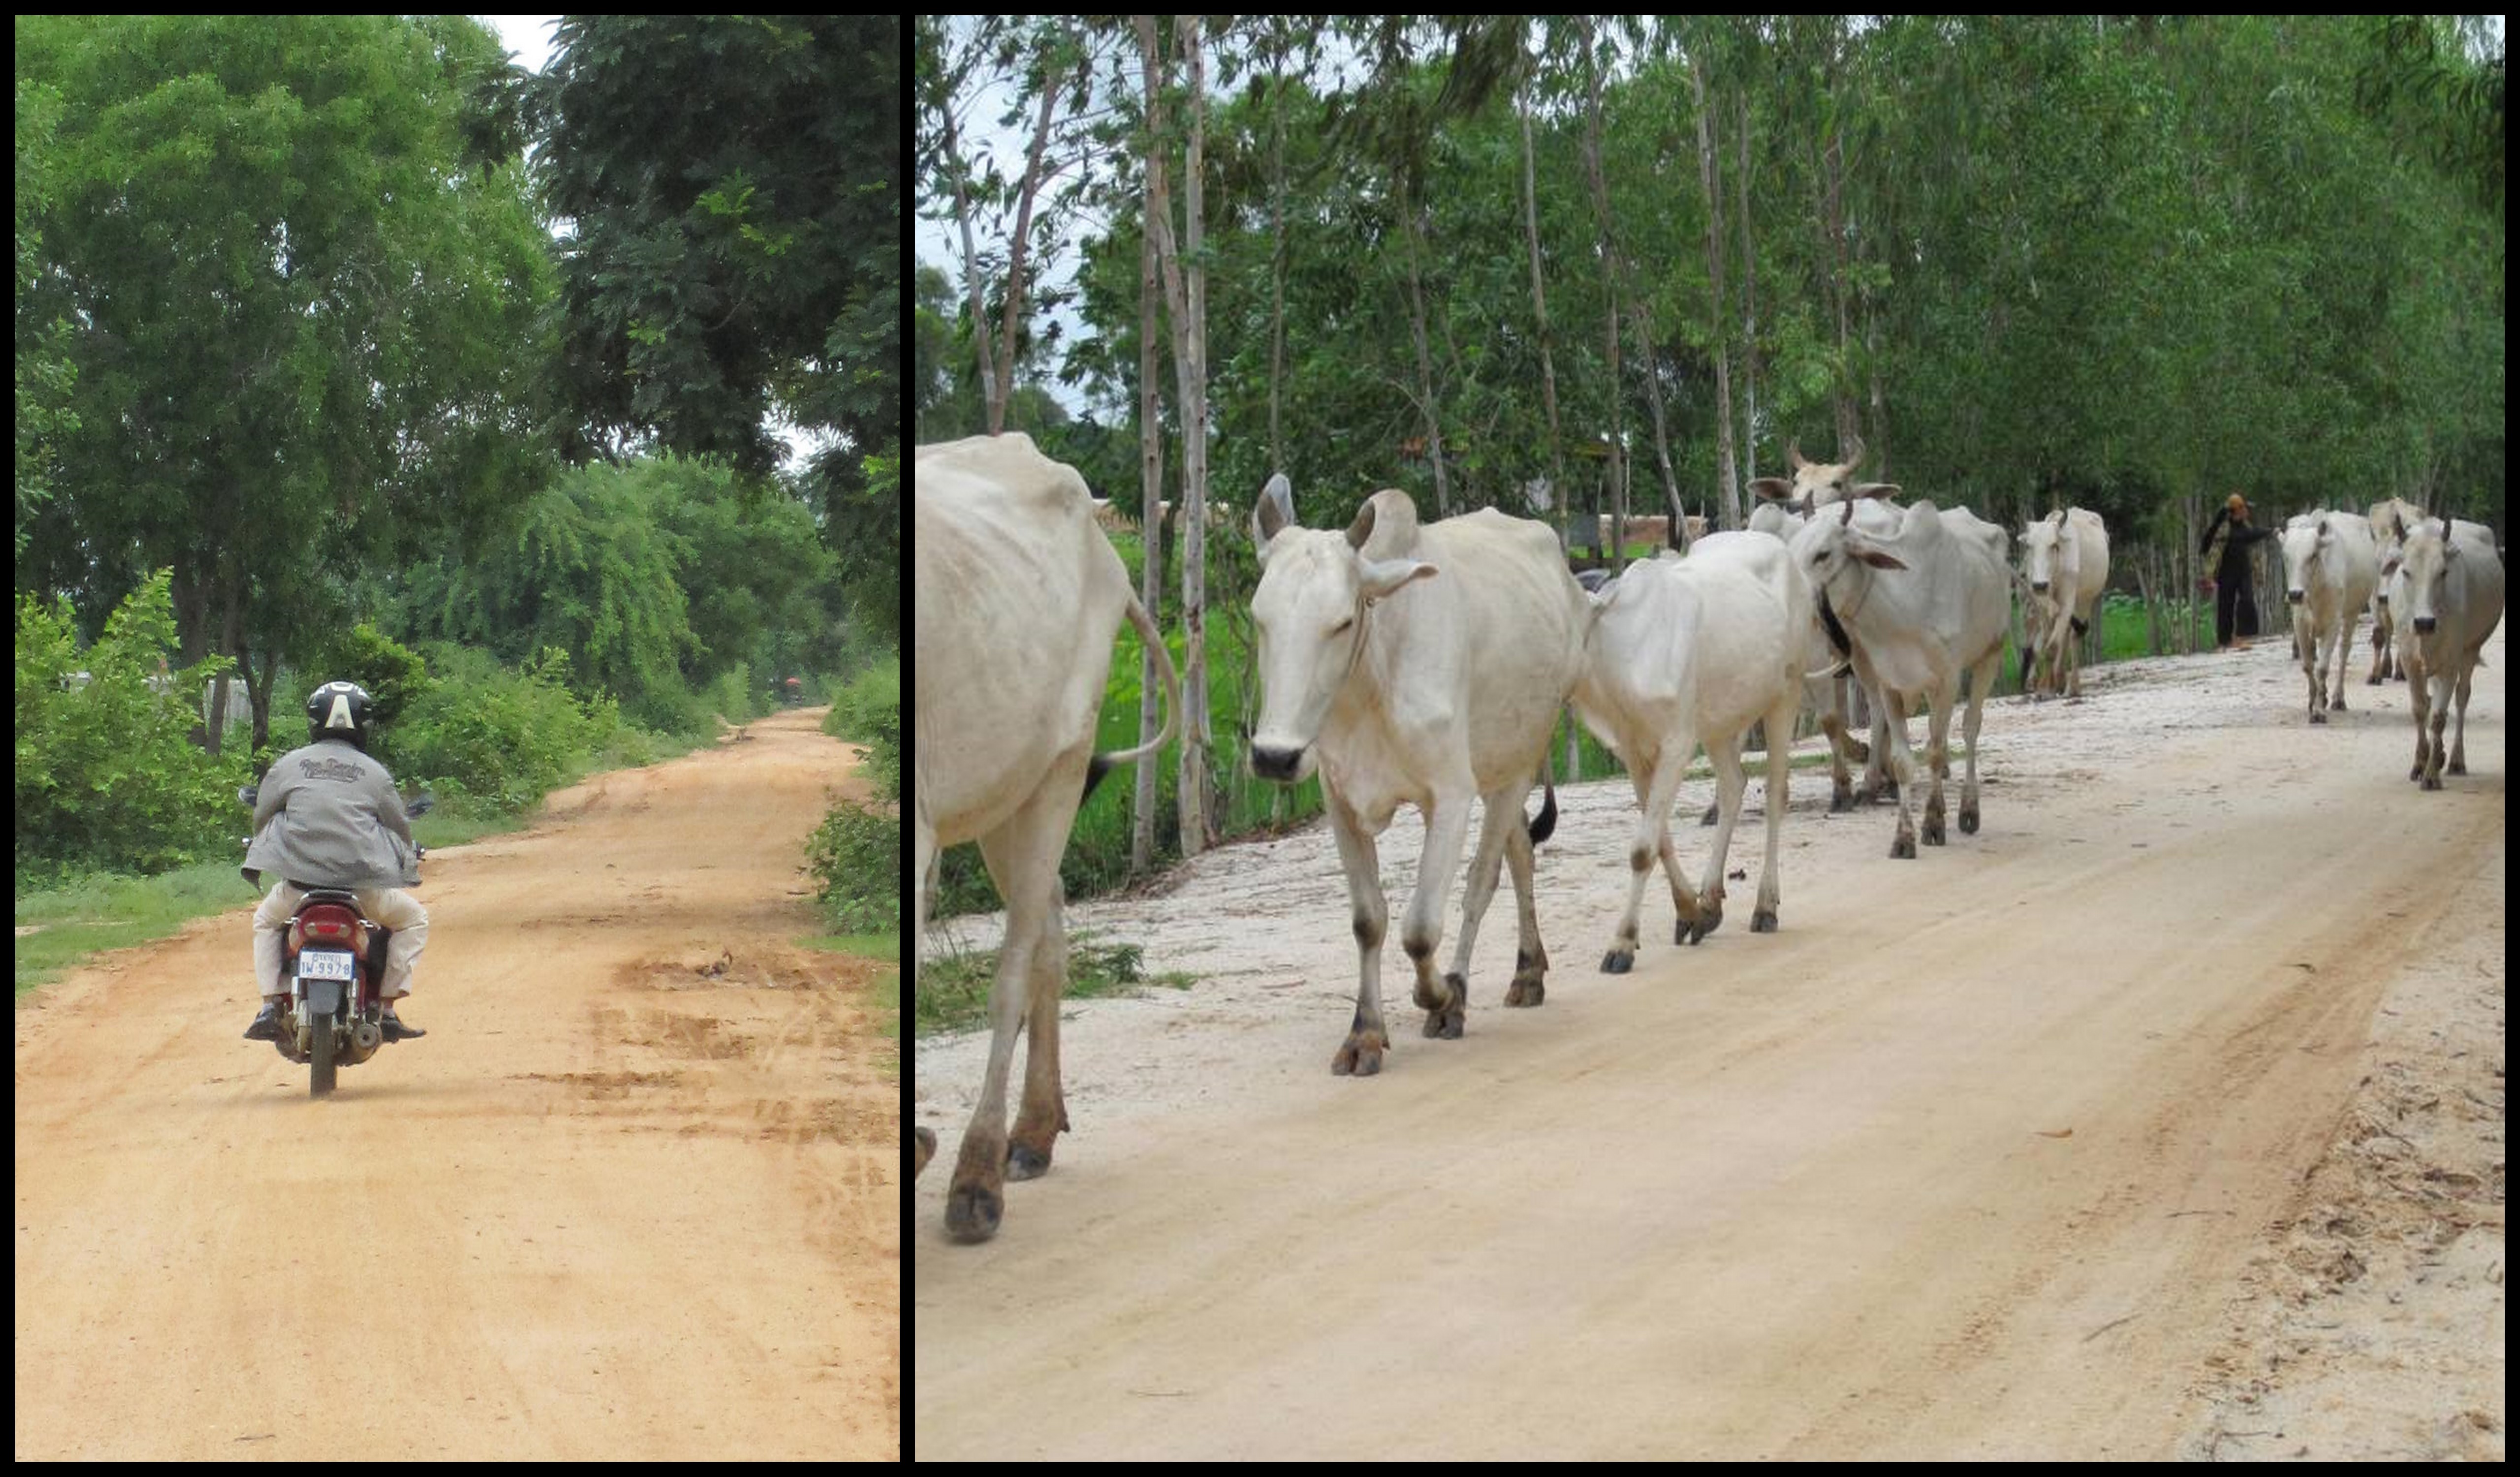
240, 786, 430, 1097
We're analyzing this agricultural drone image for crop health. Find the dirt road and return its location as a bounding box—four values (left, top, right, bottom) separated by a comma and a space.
914, 630, 2503, 1459
15, 709, 897, 1460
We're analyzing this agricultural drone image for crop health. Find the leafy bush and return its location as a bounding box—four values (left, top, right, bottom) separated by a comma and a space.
823, 653, 898, 800
390, 643, 612, 814
16, 570, 252, 883
808, 799, 898, 932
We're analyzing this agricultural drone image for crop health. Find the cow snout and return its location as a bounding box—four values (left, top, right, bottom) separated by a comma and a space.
1250, 743, 1307, 782
2412, 615, 2437, 635
2030, 580, 2048, 595
2285, 589, 2304, 604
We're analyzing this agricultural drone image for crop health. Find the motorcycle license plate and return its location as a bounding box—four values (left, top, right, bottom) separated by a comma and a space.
298, 949, 356, 982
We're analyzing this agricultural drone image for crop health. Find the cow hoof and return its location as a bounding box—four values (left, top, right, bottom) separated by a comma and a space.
1750, 908, 1778, 933
1922, 818, 1946, 846
1424, 982, 1466, 1040
1958, 805, 1980, 835
1006, 1144, 1052, 1181
944, 1185, 1004, 1244
1601, 949, 1634, 975
2309, 708, 2326, 725
1699, 802, 1719, 827
1505, 976, 1546, 1007
2422, 773, 2443, 792
1332, 1034, 1387, 1076
2449, 759, 2467, 775
1829, 787, 1853, 814
2366, 674, 2383, 686
1688, 907, 1722, 944
914, 1127, 937, 1178
2331, 696, 2347, 711
1890, 833, 1916, 860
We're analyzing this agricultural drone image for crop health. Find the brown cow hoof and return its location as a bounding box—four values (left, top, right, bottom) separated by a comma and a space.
944, 1185, 1003, 1244
1601, 948, 1634, 974
2331, 695, 2347, 710
1332, 1033, 1387, 1076
2422, 773, 2443, 792
2309, 708, 2327, 725
1890, 832, 1916, 860
1750, 908, 1778, 933
1829, 785, 1853, 814
1958, 804, 1980, 835
1424, 978, 1466, 1039
2449, 758, 2467, 775
1686, 905, 1722, 944
1006, 1144, 1052, 1181
1504, 976, 1546, 1007
2366, 674, 2383, 685
914, 1127, 937, 1178
1922, 817, 1947, 846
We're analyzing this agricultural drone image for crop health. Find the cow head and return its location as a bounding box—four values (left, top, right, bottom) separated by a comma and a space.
2278, 514, 2339, 606
1791, 495, 1910, 601
2396, 517, 2463, 637
1249, 480, 1436, 783
2017, 509, 2078, 597
1746, 437, 1900, 517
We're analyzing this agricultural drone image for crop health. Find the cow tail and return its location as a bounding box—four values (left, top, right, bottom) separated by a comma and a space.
1526, 743, 1560, 846
1083, 592, 1182, 804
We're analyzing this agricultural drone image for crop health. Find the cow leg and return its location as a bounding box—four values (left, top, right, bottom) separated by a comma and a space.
1404, 794, 1476, 1040
1004, 873, 1073, 1182
1325, 789, 1392, 1075
1751, 692, 1797, 931
1920, 686, 1951, 847
1501, 813, 1550, 1006
1444, 779, 1527, 1016
1605, 740, 1693, 972
1881, 690, 1921, 858
1959, 653, 1997, 835
947, 771, 1076, 1243
1820, 704, 1856, 813
2328, 614, 2352, 710
1860, 694, 1895, 804
2423, 672, 2451, 789
2447, 662, 2473, 775
1692, 737, 1750, 943
2406, 658, 2434, 783
2299, 617, 2324, 722
2366, 606, 2389, 684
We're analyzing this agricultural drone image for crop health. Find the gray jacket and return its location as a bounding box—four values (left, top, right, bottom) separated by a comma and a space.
244, 740, 419, 890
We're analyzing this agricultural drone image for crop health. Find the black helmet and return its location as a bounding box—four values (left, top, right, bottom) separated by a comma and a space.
306, 680, 375, 751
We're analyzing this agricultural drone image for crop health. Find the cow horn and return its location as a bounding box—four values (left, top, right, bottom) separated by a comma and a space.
1346, 498, 1378, 550
1840, 431, 1865, 470
1840, 496, 1855, 526
1787, 441, 1808, 471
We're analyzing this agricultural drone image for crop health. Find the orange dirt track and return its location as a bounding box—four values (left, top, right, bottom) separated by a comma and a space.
15, 708, 897, 1459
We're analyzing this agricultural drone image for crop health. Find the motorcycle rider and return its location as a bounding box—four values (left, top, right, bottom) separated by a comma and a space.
242, 681, 430, 1042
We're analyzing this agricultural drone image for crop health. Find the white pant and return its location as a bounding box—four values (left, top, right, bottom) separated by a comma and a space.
253, 881, 428, 1001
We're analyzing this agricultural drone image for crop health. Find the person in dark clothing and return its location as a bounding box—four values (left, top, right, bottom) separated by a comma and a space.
2199, 492, 2277, 651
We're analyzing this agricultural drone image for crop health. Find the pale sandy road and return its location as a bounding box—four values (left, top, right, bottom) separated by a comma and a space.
913, 631, 2502, 1459
15, 709, 897, 1460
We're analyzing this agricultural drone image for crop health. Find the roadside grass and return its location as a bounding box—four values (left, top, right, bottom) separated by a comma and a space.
806, 931, 901, 1076
914, 934, 1195, 1038
11, 798, 557, 999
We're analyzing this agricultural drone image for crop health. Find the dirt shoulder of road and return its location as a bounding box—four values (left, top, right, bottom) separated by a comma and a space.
915, 626, 2504, 1460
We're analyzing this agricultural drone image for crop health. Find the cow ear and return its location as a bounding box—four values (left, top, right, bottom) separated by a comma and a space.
1748, 477, 1791, 502
1358, 557, 1437, 601
1853, 482, 1901, 501
1345, 498, 1378, 551
1254, 473, 1295, 554
1855, 548, 1909, 571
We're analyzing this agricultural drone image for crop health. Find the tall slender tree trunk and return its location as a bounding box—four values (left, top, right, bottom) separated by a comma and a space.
1818, 128, 1860, 456
1132, 199, 1166, 874
1734, 87, 1761, 512
1518, 87, 1572, 552
1578, 18, 1629, 560
1138, 15, 1216, 856
990, 44, 1071, 434
1691, 48, 1738, 544
941, 104, 1002, 436
1397, 172, 1451, 518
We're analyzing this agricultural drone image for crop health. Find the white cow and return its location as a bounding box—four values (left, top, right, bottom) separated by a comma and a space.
2364, 496, 2425, 683
2017, 508, 2110, 700
913, 433, 1179, 1243
2393, 516, 2504, 789
1571, 534, 1812, 972
1789, 496, 2012, 858
2277, 512, 2380, 724
1747, 449, 1904, 810
1249, 480, 1588, 1076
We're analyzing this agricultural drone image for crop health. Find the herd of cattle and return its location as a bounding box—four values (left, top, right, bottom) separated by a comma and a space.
912, 431, 2504, 1244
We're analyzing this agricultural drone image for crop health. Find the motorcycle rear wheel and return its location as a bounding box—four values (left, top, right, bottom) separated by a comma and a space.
310, 1007, 337, 1097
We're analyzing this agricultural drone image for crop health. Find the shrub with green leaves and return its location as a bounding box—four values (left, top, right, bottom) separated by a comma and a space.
822, 653, 899, 801
808, 799, 898, 932
389, 643, 613, 814
16, 569, 252, 883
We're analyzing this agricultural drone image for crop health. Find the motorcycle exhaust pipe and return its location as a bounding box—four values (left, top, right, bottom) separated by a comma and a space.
352, 1021, 382, 1054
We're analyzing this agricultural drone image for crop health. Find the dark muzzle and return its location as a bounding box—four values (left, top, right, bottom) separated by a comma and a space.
1250, 744, 1305, 782
2412, 615, 2438, 635
2286, 589, 2304, 604
2030, 580, 2049, 595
